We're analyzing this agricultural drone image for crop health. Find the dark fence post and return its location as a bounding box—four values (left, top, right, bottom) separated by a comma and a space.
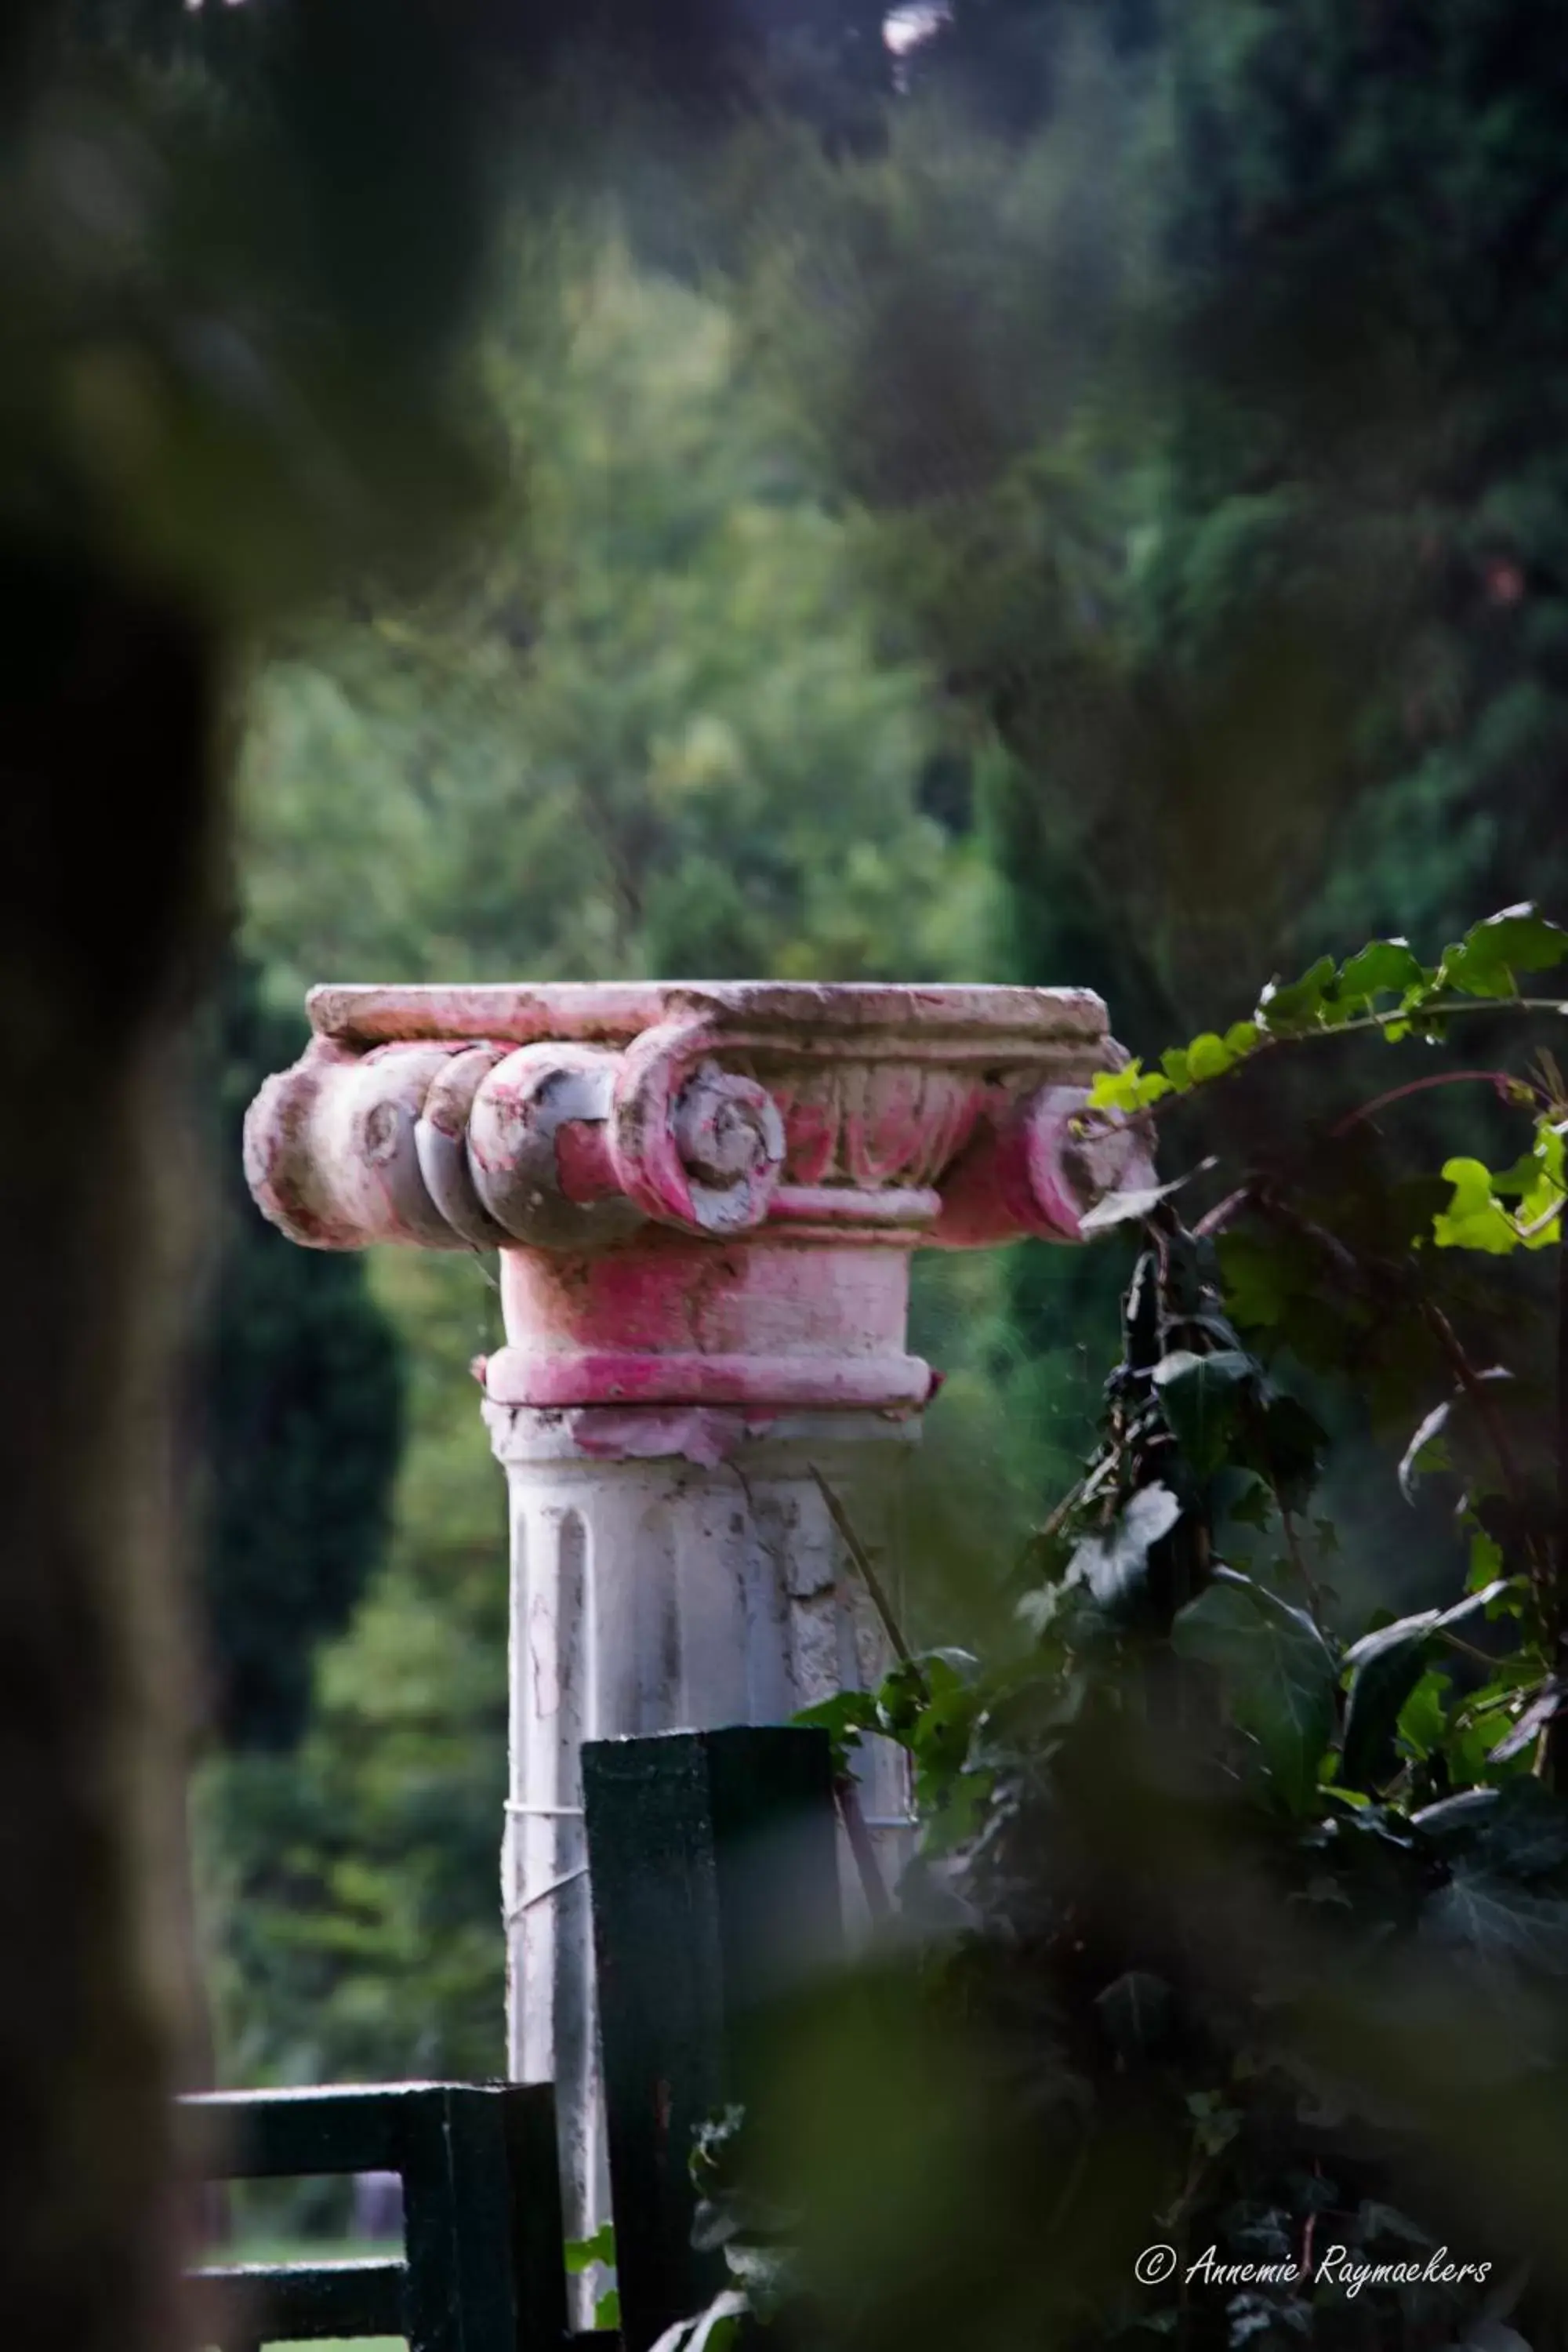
583, 1726, 841, 2352
400, 2085, 524, 2352
503, 2080, 572, 2352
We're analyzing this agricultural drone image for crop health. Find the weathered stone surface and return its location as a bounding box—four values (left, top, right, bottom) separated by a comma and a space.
245, 981, 1149, 1411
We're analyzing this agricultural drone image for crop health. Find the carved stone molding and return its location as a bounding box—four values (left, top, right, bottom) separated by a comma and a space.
244, 980, 1150, 1413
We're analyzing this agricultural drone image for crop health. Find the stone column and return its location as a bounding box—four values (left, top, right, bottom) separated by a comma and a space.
243, 981, 1148, 2244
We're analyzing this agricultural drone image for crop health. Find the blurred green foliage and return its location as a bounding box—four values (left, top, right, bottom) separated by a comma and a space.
200, 1243, 507, 2089
708, 913, 1568, 2352
237, 226, 993, 993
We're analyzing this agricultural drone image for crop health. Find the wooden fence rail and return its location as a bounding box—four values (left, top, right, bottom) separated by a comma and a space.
183, 1726, 840, 2352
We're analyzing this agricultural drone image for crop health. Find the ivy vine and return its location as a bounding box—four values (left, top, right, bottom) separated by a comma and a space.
667, 907, 1568, 2352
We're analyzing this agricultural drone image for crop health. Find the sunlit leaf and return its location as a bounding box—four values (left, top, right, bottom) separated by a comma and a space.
1185, 1031, 1233, 1082
1256, 954, 1336, 1035
1077, 1167, 1210, 1234
1398, 1398, 1453, 1501
1486, 1682, 1564, 1766
1432, 1157, 1519, 1254
565, 2222, 616, 2274
1434, 904, 1568, 999
1337, 938, 1426, 1007
1086, 1061, 1173, 1114
1396, 1668, 1454, 1761
1467, 1528, 1505, 1591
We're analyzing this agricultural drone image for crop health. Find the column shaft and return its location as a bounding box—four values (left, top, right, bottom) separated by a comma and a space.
488, 1405, 913, 2245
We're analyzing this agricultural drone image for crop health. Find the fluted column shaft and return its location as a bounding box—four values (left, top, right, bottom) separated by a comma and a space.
491, 1407, 911, 2243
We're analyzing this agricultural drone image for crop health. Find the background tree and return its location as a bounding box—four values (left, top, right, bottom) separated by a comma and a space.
202, 959, 403, 1752
238, 227, 989, 996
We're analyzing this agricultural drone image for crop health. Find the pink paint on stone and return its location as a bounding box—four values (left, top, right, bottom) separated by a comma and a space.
244, 979, 1151, 1417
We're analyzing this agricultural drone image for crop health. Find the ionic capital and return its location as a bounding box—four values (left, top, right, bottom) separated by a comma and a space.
244, 982, 1151, 1414
245, 982, 1145, 1255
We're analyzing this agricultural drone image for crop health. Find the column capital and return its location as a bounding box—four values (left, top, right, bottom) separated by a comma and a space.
245, 980, 1150, 1414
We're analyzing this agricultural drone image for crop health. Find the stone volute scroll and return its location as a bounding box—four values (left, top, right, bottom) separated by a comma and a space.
243, 978, 1152, 2253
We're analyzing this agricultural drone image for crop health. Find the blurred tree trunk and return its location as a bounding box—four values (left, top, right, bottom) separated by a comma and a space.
0, 541, 218, 2350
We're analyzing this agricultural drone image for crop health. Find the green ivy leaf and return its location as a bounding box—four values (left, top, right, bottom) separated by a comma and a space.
791, 1690, 879, 1776
1243, 1390, 1328, 1513
1423, 1864, 1568, 1979
1447, 1703, 1530, 1788
1085, 1060, 1172, 1115
1396, 1668, 1454, 1762
565, 2222, 616, 2275
1341, 1619, 1436, 1791
1171, 1570, 1337, 1813
1410, 1788, 1500, 1846
874, 1659, 933, 1740
1515, 1119, 1565, 1246
1215, 1230, 1292, 1328
1432, 1157, 1519, 1254
1062, 1483, 1183, 1617
1256, 955, 1337, 1036
1336, 938, 1427, 1008
1185, 1032, 1235, 1082
1469, 1776, 1568, 1876
1432, 903, 1568, 999
1467, 1528, 1505, 1591
1220, 1468, 1275, 1532
1185, 2089, 1243, 2161
1152, 1348, 1255, 1479
1341, 1584, 1510, 1788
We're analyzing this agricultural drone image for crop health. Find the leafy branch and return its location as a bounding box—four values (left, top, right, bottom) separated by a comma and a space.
1087, 906, 1568, 1259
